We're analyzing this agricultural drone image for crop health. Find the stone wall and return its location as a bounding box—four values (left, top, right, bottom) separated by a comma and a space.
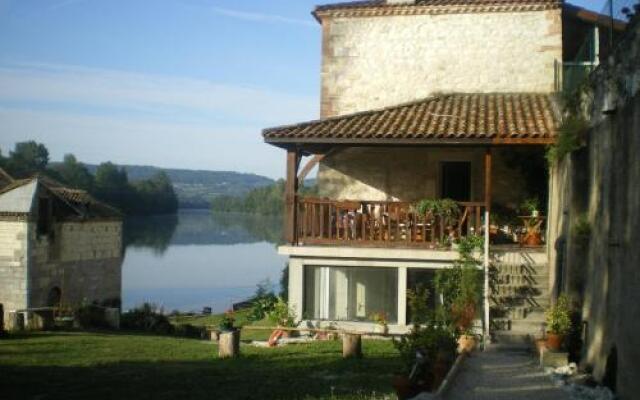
29, 220, 123, 309
0, 220, 29, 321
317, 146, 534, 209
320, 10, 562, 117
549, 19, 640, 399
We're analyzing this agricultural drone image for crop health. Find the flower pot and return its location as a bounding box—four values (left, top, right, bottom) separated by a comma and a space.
523, 232, 542, 246
457, 334, 477, 354
546, 332, 564, 351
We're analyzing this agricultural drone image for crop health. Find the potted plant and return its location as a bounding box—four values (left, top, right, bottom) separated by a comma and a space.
545, 294, 571, 351
370, 311, 389, 335
521, 197, 540, 218
218, 309, 240, 358
268, 297, 297, 337
219, 309, 236, 332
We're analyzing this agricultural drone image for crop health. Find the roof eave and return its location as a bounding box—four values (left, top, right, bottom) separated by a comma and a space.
264, 136, 556, 147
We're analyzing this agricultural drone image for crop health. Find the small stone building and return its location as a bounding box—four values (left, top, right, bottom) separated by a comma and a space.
0, 170, 123, 324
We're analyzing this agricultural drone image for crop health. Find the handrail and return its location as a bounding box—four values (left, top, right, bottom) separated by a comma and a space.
296, 197, 485, 248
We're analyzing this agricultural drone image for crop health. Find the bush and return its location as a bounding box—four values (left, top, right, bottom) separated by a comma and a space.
174, 323, 206, 339
75, 304, 109, 329
268, 297, 296, 327
394, 323, 457, 384
120, 303, 174, 335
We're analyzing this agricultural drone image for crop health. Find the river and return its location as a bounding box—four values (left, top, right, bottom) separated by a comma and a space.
122, 210, 286, 313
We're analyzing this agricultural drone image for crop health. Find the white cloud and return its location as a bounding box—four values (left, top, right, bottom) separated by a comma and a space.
210, 6, 316, 28
0, 62, 317, 125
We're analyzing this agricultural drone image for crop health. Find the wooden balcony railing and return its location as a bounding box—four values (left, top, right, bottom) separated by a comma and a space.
295, 197, 485, 248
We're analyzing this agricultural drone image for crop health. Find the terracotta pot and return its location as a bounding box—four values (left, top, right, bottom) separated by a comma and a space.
457, 334, 477, 354
546, 332, 564, 351
523, 232, 542, 246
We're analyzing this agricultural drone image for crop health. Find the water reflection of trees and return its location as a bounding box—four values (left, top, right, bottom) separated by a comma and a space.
124, 214, 179, 254
123, 210, 282, 253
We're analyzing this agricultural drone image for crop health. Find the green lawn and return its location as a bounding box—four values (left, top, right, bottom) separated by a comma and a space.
0, 331, 401, 400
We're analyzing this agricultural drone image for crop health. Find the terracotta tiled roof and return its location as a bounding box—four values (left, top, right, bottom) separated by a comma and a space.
0, 173, 122, 220
313, 0, 562, 19
263, 93, 559, 145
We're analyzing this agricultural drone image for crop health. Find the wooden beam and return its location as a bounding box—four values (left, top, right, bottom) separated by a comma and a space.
298, 155, 324, 183
284, 148, 300, 244
484, 148, 492, 212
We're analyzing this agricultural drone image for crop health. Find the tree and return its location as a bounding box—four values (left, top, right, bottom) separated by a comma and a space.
94, 162, 132, 211
53, 154, 95, 191
5, 141, 49, 177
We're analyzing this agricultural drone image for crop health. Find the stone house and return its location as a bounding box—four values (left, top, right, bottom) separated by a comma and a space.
0, 170, 123, 326
262, 0, 623, 338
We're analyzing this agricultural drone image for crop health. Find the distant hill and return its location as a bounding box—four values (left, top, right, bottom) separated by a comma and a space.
81, 164, 275, 208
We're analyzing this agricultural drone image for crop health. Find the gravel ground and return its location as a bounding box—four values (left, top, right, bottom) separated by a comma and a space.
445, 346, 571, 400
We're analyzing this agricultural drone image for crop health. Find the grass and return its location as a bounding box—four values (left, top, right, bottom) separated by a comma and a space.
0, 331, 401, 400
169, 309, 274, 341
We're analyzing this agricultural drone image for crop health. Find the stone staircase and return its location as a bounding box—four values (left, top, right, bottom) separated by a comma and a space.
489, 249, 550, 346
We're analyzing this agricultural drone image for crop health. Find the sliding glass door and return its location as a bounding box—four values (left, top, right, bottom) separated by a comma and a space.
304, 266, 398, 323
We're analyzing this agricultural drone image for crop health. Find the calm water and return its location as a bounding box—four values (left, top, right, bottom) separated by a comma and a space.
122, 210, 286, 313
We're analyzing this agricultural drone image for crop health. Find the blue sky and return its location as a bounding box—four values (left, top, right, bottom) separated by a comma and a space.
0, 0, 605, 178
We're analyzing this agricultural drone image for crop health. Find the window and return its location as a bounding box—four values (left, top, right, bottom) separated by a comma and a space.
37, 197, 52, 236
304, 266, 398, 323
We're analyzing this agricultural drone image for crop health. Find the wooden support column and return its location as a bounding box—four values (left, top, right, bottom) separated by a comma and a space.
484, 148, 492, 212
284, 148, 300, 245
483, 148, 492, 346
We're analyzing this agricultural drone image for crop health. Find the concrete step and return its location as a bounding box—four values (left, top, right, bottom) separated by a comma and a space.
492, 285, 550, 298
492, 274, 549, 286
491, 297, 550, 309
491, 330, 535, 347
491, 250, 548, 266
492, 317, 545, 331
492, 263, 549, 275
491, 306, 545, 320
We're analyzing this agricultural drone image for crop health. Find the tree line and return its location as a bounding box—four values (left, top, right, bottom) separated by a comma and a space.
0, 141, 178, 216
211, 180, 317, 215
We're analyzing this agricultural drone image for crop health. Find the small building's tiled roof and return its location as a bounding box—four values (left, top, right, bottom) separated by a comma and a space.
313, 0, 562, 19
0, 174, 122, 220
263, 93, 559, 146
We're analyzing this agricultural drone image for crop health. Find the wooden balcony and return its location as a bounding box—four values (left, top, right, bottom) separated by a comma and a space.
294, 197, 485, 248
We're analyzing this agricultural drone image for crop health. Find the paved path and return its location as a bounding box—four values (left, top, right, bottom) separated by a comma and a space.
445, 346, 570, 400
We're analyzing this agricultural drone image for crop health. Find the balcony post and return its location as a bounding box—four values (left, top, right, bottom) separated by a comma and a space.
483, 148, 492, 345
284, 147, 300, 245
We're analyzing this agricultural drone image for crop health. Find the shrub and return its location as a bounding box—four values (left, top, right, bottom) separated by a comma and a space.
248, 293, 277, 322
407, 283, 430, 326
546, 116, 587, 165
120, 303, 174, 335
546, 294, 572, 335
268, 297, 296, 327
75, 303, 109, 329
394, 323, 457, 378
174, 323, 206, 339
